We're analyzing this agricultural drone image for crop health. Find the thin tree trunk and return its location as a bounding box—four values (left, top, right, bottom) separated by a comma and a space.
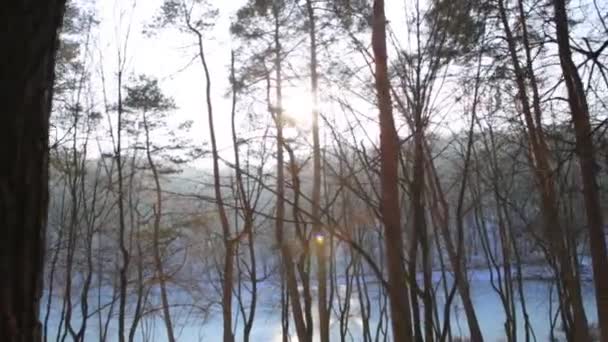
496, 0, 590, 338
286, 144, 314, 342
305, 1, 330, 341
60, 114, 82, 342
450, 42, 485, 342
190, 21, 235, 342
127, 154, 144, 342
43, 192, 66, 342
115, 64, 130, 342
143, 111, 176, 342
75, 149, 98, 342
426, 150, 484, 342
412, 97, 433, 342
229, 51, 258, 342
355, 256, 372, 342
271, 4, 308, 341
281, 270, 289, 342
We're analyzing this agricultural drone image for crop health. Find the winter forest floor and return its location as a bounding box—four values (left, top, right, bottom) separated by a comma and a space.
42, 261, 599, 342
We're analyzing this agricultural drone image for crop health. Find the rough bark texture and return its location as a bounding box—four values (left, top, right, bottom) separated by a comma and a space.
552, 0, 608, 340
371, 1, 414, 341
0, 1, 66, 341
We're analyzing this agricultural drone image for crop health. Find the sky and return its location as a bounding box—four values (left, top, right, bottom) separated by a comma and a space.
94, 0, 247, 163
80, 0, 607, 169
90, 0, 463, 168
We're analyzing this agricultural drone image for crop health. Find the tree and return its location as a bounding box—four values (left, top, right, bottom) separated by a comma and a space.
232, 1, 311, 341
552, 0, 608, 339
495, 0, 590, 337
0, 1, 67, 341
371, 1, 414, 341
123, 75, 182, 342
303, 1, 329, 341
151, 3, 238, 340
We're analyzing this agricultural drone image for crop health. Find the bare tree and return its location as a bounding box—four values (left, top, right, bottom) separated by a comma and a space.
552, 0, 608, 339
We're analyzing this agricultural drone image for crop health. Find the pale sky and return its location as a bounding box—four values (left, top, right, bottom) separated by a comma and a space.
91, 0, 461, 167
93, 0, 249, 163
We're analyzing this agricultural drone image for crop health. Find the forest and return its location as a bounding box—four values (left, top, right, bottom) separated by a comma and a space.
1, 0, 608, 341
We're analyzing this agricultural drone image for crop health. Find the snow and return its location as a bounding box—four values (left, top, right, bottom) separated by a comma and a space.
41, 265, 598, 341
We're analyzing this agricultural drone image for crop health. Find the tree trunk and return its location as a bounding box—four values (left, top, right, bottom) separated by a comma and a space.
305, 1, 330, 341
116, 68, 130, 342
371, 1, 414, 341
412, 90, 433, 342
270, 4, 309, 341
496, 0, 590, 337
143, 112, 176, 342
197, 33, 235, 342
552, 1, 608, 340
1, 1, 66, 341
450, 45, 485, 342
229, 51, 258, 342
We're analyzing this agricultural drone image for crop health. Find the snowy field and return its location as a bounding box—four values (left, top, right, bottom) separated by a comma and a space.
42, 264, 599, 342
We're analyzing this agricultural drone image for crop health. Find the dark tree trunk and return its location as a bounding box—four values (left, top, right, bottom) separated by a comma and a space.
200, 37, 235, 342
1, 1, 66, 341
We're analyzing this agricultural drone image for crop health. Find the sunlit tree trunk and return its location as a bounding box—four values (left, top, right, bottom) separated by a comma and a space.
371, 1, 414, 340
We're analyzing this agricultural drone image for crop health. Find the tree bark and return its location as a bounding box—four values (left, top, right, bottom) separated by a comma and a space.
371, 1, 414, 341
552, 0, 608, 340
1, 1, 66, 341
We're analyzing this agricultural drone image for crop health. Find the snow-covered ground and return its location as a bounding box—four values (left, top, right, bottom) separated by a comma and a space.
43, 265, 598, 341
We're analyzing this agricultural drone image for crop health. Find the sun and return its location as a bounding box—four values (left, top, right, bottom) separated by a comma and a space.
281, 88, 317, 129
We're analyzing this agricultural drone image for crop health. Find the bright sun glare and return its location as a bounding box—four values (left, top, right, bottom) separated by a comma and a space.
281, 89, 316, 129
